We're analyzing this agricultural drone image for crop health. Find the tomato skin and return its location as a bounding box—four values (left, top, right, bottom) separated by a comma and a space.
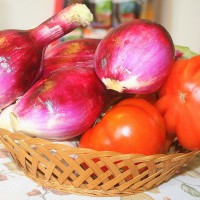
155, 55, 200, 151
79, 98, 166, 155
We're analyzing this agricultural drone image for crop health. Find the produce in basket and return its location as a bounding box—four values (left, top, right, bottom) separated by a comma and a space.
43, 38, 100, 77
0, 3, 93, 110
155, 55, 200, 151
94, 19, 175, 94
10, 66, 110, 140
1, 4, 200, 198
79, 98, 166, 155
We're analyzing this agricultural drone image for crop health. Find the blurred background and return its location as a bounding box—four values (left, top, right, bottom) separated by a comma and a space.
0, 0, 199, 53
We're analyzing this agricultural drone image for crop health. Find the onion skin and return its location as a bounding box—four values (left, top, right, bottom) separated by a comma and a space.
0, 31, 44, 110
45, 38, 100, 59
94, 19, 175, 94
0, 4, 93, 110
43, 38, 100, 77
10, 66, 109, 140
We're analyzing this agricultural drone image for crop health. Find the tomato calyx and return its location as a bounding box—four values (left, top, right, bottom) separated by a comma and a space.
178, 90, 187, 104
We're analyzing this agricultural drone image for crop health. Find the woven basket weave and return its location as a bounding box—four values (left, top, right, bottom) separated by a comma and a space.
0, 128, 199, 197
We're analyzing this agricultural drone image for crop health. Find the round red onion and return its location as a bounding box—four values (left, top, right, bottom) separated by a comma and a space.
94, 19, 175, 94
10, 66, 109, 140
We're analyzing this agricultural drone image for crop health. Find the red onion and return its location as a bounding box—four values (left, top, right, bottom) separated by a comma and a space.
94, 19, 175, 94
43, 38, 100, 77
0, 4, 93, 110
10, 66, 109, 140
45, 38, 100, 59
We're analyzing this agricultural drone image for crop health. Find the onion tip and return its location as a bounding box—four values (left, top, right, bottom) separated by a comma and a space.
10, 112, 19, 132
102, 78, 124, 92
70, 4, 93, 27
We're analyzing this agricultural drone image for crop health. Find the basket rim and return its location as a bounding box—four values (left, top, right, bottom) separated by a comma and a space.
0, 128, 200, 158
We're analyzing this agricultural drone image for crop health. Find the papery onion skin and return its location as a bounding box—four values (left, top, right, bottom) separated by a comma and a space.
94, 19, 175, 94
10, 66, 109, 140
0, 4, 93, 110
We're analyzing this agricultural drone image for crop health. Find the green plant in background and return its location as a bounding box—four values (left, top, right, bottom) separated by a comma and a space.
95, 0, 111, 14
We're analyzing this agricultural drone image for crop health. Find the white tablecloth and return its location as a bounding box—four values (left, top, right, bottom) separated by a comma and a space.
0, 142, 200, 200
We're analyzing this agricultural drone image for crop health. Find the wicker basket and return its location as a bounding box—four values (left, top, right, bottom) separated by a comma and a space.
0, 128, 199, 197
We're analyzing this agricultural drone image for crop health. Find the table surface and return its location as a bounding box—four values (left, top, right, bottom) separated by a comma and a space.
0, 142, 200, 200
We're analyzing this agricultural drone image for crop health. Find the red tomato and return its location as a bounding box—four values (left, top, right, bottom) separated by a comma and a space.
79, 98, 166, 155
155, 56, 200, 151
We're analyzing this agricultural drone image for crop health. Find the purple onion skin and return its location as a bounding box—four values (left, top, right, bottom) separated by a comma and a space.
45, 38, 101, 59
11, 66, 109, 140
95, 19, 175, 94
43, 38, 100, 77
0, 4, 93, 110
0, 31, 44, 109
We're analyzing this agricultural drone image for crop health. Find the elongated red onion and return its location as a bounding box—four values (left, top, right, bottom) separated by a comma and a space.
0, 4, 93, 110
95, 19, 175, 94
10, 66, 109, 140
43, 38, 100, 77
